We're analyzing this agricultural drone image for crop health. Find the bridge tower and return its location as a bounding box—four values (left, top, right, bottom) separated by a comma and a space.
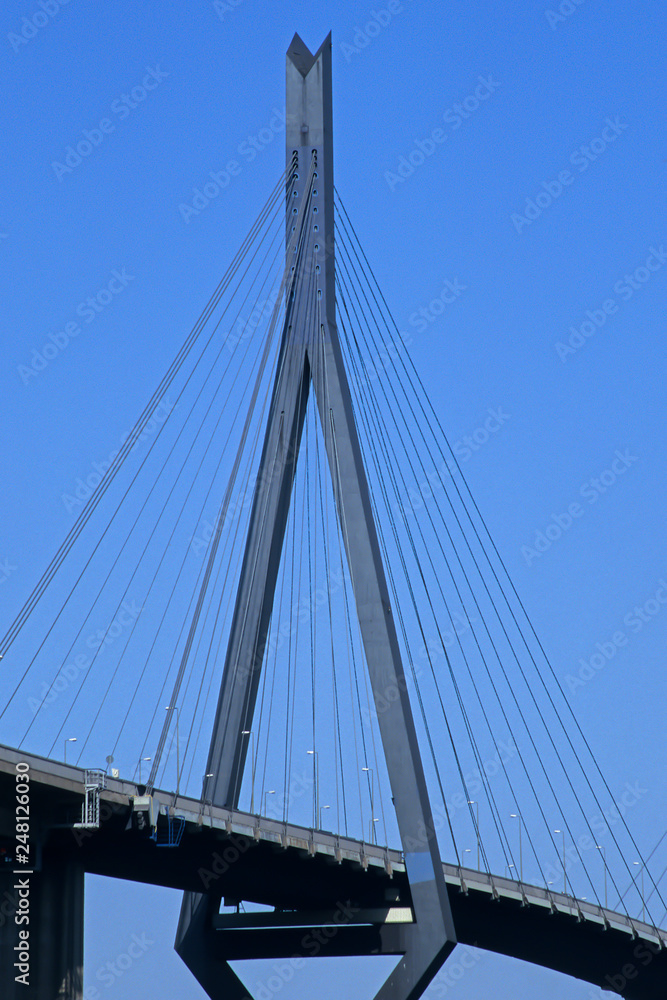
175, 33, 457, 1000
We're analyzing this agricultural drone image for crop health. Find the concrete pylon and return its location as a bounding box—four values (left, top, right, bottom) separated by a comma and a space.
176, 33, 457, 1000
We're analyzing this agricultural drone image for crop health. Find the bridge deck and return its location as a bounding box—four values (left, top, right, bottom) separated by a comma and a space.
0, 743, 664, 998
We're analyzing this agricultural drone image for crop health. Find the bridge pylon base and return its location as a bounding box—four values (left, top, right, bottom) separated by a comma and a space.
0, 846, 84, 1000
175, 888, 455, 1000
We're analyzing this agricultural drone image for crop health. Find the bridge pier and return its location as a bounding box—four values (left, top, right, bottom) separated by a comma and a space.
0, 847, 84, 1000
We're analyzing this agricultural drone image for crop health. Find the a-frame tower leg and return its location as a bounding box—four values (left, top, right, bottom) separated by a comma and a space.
176, 33, 456, 1000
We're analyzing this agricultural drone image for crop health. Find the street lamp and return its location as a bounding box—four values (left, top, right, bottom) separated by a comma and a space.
463, 848, 472, 868
554, 829, 566, 893
64, 738, 77, 764
264, 789, 275, 816
505, 864, 515, 878
634, 862, 645, 922
242, 730, 256, 813
307, 751, 319, 829
596, 845, 607, 908
320, 804, 330, 829
362, 766, 375, 843
138, 757, 151, 783
165, 706, 180, 797
468, 800, 480, 869
510, 813, 523, 881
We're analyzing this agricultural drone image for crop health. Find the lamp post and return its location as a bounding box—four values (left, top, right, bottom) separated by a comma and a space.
362, 766, 375, 843
634, 862, 645, 922
307, 751, 319, 829
510, 813, 523, 881
165, 706, 180, 797
463, 848, 472, 868
320, 804, 330, 829
505, 864, 515, 878
64, 738, 77, 764
468, 800, 480, 869
242, 730, 256, 812
596, 845, 607, 908
264, 789, 275, 816
138, 757, 151, 783
554, 829, 566, 893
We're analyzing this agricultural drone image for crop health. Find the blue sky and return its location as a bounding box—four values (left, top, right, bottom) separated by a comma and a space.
2, 1, 667, 997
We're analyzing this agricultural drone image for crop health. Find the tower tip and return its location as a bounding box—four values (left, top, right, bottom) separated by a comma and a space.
287, 32, 332, 77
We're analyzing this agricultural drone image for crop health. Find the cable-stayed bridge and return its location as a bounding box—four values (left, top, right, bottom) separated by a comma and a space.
1, 34, 665, 1000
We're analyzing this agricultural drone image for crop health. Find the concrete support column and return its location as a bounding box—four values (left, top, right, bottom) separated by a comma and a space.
0, 849, 84, 1000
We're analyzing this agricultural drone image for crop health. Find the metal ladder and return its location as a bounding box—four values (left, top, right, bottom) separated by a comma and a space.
73, 769, 107, 828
